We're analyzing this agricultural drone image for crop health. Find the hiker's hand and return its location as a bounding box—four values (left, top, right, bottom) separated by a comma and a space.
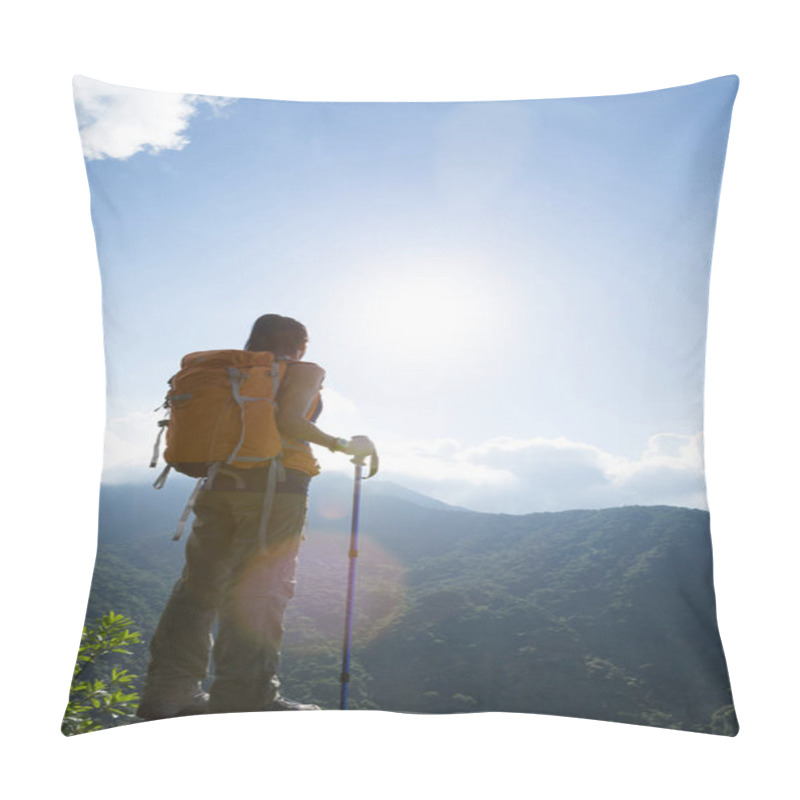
344, 435, 376, 459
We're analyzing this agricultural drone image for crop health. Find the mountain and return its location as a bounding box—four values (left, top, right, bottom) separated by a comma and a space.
82, 480, 737, 735
323, 472, 463, 511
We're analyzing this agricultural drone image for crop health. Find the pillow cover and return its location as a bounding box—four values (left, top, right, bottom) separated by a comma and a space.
64, 75, 739, 736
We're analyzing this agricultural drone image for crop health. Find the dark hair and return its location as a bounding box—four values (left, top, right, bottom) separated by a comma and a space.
245, 314, 308, 357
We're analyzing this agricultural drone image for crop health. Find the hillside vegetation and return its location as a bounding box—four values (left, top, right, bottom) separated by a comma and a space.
82, 478, 737, 734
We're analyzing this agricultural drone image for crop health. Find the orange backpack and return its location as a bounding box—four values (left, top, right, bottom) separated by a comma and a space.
151, 349, 288, 482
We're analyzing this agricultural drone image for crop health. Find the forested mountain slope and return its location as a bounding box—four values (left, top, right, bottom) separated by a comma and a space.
82, 478, 736, 734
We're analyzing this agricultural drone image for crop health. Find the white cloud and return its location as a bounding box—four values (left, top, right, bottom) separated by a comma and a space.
318, 386, 359, 425
102, 410, 163, 484
375, 437, 514, 485
73, 76, 231, 161
375, 433, 708, 513
101, 403, 707, 514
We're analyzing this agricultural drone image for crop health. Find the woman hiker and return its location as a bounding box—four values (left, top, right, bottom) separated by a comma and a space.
137, 314, 376, 719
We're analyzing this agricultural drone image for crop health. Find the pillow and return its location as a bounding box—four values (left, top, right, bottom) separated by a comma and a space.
64, 75, 739, 736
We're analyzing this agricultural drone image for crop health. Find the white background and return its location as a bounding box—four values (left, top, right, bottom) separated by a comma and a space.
2, 1, 797, 797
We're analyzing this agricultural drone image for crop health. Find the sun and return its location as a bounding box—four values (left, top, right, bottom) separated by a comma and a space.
357, 262, 498, 361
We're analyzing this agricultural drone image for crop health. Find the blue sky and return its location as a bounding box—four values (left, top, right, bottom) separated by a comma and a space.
75, 75, 737, 512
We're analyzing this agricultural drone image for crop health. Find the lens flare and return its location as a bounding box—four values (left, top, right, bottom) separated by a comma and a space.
283, 530, 407, 652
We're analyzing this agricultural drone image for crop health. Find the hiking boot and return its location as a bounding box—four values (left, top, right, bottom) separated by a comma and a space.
137, 681, 210, 720
266, 696, 321, 711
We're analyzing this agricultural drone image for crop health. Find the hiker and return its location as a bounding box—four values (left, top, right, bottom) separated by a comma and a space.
137, 314, 376, 719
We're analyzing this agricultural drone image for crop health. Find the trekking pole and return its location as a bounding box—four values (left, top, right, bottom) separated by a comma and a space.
339, 445, 378, 710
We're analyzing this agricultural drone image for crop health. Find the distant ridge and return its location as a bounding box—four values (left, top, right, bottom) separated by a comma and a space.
313, 471, 463, 511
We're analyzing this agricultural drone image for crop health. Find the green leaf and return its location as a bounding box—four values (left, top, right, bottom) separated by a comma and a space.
62, 610, 144, 735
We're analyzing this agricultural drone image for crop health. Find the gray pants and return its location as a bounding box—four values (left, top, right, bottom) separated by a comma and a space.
146, 488, 308, 713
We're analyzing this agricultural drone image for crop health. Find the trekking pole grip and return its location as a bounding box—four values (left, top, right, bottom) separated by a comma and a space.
347, 436, 378, 478
351, 450, 379, 478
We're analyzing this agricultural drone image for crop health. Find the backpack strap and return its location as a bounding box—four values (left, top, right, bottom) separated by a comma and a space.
256, 459, 286, 551
225, 364, 281, 465
168, 460, 285, 547
171, 476, 206, 542
151, 417, 172, 489
150, 418, 169, 469
152, 464, 172, 490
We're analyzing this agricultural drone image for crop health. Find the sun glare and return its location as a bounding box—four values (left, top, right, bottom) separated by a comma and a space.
358, 263, 498, 360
